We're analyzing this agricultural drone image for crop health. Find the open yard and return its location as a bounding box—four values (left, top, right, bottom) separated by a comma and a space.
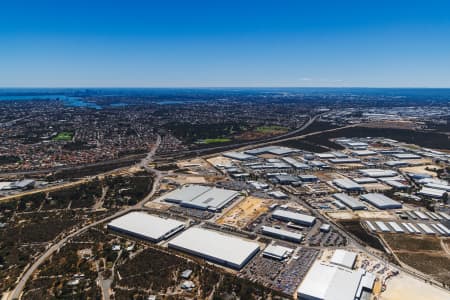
381, 234, 450, 286
216, 196, 272, 229
381, 273, 450, 300
399, 165, 441, 177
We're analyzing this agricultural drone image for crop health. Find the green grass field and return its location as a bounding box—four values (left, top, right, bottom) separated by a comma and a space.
255, 125, 288, 133
53, 132, 73, 141
196, 138, 232, 144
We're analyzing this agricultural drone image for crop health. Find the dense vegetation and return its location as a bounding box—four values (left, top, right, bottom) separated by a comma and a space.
165, 122, 247, 143
0, 155, 21, 165
339, 220, 386, 252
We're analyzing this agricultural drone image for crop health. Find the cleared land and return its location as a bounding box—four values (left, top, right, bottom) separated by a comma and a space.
216, 196, 272, 229
255, 125, 288, 133
206, 156, 234, 168
399, 165, 441, 177
381, 234, 450, 286
339, 220, 386, 252
381, 273, 450, 300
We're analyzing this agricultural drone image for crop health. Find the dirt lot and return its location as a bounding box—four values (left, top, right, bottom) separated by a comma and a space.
327, 211, 358, 220
167, 175, 207, 184
381, 234, 450, 286
381, 273, 450, 300
382, 234, 443, 252
177, 158, 209, 169
361, 182, 392, 192
327, 210, 394, 220
399, 165, 441, 177
206, 156, 234, 168
356, 210, 394, 219
216, 196, 272, 229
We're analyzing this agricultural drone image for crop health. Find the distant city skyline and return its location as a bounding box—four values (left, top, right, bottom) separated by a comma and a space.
1, 0, 450, 87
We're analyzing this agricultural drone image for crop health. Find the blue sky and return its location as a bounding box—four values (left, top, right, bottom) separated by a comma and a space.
1, 0, 450, 87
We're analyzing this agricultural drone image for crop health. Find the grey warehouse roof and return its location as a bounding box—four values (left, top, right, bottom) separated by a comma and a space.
162, 185, 240, 211
261, 226, 303, 242
297, 261, 373, 300
222, 151, 256, 161
330, 249, 357, 269
359, 169, 398, 178
360, 193, 402, 209
168, 227, 260, 269
107, 212, 185, 242
272, 209, 316, 226
332, 193, 366, 210
333, 178, 364, 191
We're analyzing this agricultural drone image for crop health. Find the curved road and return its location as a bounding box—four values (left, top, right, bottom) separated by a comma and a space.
8, 137, 162, 300
156, 113, 322, 160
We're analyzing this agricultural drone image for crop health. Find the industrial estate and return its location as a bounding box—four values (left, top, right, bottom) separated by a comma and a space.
0, 89, 450, 300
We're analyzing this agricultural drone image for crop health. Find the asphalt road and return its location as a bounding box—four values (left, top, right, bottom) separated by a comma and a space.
7, 137, 162, 300
155, 114, 321, 160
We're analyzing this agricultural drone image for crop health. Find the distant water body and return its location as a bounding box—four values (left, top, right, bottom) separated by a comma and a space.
0, 94, 102, 109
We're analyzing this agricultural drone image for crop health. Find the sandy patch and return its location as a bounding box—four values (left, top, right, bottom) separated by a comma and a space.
206, 156, 234, 168
380, 273, 450, 300
216, 196, 272, 228
362, 182, 392, 192
327, 211, 358, 220
356, 210, 394, 219
400, 165, 441, 177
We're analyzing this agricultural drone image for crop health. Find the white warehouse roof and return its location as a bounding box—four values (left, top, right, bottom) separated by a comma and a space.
262, 244, 293, 260
332, 193, 366, 210
424, 182, 450, 192
168, 227, 259, 269
360, 193, 402, 209
392, 153, 421, 159
163, 185, 210, 203
330, 249, 357, 269
297, 261, 372, 300
107, 212, 185, 242
282, 157, 310, 169
272, 209, 316, 226
418, 187, 446, 198
161, 185, 240, 211
359, 169, 397, 178
333, 178, 364, 191
261, 226, 303, 243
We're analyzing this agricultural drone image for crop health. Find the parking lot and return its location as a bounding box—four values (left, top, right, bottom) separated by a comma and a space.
240, 247, 319, 295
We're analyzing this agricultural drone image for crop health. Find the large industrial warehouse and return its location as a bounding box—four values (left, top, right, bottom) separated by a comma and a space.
272, 209, 316, 226
261, 226, 303, 243
297, 261, 375, 300
360, 193, 402, 209
107, 212, 186, 242
333, 178, 365, 192
168, 227, 260, 269
332, 193, 367, 210
161, 185, 240, 212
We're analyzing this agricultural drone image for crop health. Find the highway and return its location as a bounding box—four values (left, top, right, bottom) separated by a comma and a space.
6, 123, 448, 298
7, 137, 162, 300
3, 119, 360, 299
155, 113, 323, 160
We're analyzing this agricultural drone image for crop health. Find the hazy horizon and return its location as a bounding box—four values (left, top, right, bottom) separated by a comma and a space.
1, 0, 450, 87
